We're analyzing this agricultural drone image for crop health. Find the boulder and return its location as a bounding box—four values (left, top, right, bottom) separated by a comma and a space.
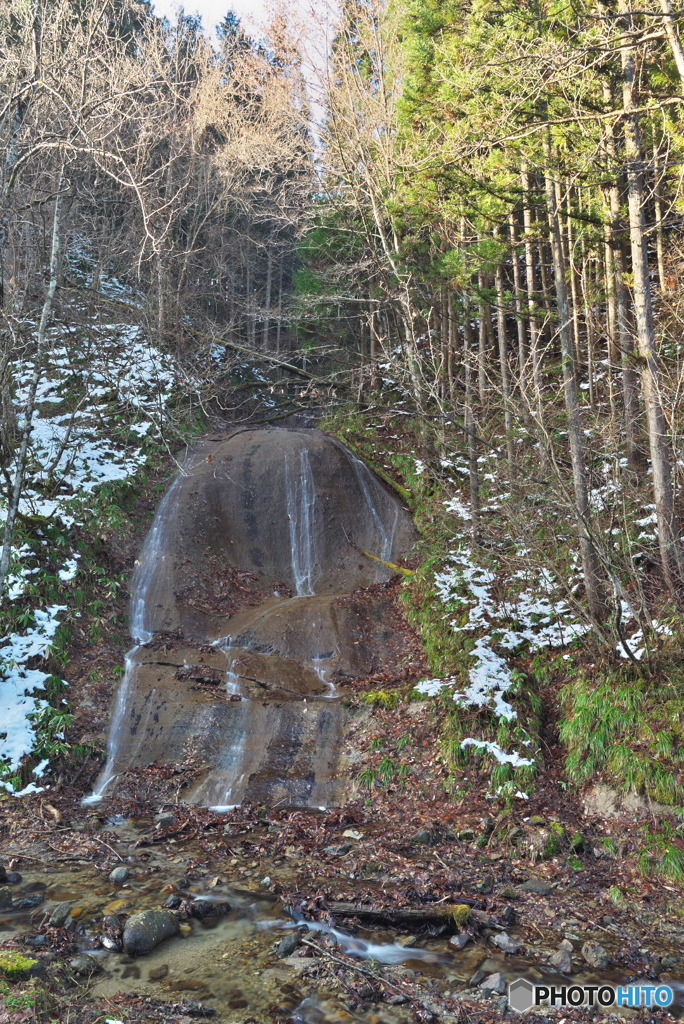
492, 932, 520, 954
123, 909, 180, 956
550, 938, 573, 974
69, 955, 103, 977
481, 972, 506, 995
519, 878, 552, 896
49, 902, 73, 927
581, 940, 611, 969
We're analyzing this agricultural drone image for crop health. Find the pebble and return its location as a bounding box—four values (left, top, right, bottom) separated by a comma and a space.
260, 876, 271, 887
149, 964, 169, 980
492, 932, 520, 954
13, 894, 44, 910
0, 887, 12, 910
480, 972, 506, 995
155, 812, 175, 826
109, 866, 129, 884
449, 932, 470, 950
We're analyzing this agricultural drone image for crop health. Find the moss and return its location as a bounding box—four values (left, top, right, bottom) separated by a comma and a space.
363, 690, 400, 710
543, 830, 563, 859
0, 952, 37, 981
450, 904, 471, 928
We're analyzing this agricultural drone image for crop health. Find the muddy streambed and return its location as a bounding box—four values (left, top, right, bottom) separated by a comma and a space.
1, 813, 683, 1023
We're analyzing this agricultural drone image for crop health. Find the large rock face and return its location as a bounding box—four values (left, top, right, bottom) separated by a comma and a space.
91, 427, 418, 809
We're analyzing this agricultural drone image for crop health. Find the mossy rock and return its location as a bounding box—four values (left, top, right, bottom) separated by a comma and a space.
543, 830, 563, 859
569, 832, 586, 852
450, 904, 471, 928
0, 951, 38, 982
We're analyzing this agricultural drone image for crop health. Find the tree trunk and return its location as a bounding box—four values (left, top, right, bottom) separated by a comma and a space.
0, 187, 63, 601
544, 149, 607, 623
509, 211, 527, 401
494, 235, 515, 481
522, 168, 543, 424
463, 288, 480, 538
620, 2, 683, 597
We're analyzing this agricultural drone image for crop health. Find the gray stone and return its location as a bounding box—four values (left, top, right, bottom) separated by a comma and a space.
109, 866, 129, 884
49, 902, 73, 927
123, 909, 180, 957
69, 954, 103, 977
469, 968, 486, 986
178, 1000, 216, 1017
155, 811, 175, 826
550, 938, 573, 973
276, 931, 302, 958
519, 878, 552, 896
0, 886, 13, 909
481, 972, 506, 995
458, 829, 475, 842
581, 940, 611, 969
449, 932, 470, 950
492, 932, 520, 954
496, 995, 508, 1013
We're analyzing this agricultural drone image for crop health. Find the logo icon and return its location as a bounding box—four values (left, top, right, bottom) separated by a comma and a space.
508, 978, 535, 1013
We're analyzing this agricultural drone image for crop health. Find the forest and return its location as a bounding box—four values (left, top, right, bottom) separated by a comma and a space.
2, 1, 684, 1023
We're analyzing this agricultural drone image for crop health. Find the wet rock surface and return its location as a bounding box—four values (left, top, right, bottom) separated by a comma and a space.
123, 909, 181, 956
89, 428, 418, 809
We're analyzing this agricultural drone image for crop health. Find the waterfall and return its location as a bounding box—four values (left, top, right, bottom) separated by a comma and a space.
129, 462, 190, 643
335, 441, 399, 564
285, 449, 317, 596
82, 647, 139, 804
83, 455, 193, 804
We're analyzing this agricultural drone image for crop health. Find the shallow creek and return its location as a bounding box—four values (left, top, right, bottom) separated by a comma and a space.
2, 815, 683, 1022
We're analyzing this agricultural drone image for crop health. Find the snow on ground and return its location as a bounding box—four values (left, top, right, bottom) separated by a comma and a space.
0, 606, 65, 790
0, 281, 182, 785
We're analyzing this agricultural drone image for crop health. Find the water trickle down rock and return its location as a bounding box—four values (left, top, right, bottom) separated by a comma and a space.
86, 427, 417, 808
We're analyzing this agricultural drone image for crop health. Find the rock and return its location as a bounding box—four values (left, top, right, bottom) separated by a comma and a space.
109, 866, 129, 884
163, 894, 183, 909
5, 873, 21, 885
179, 922, 193, 937
13, 894, 44, 910
581, 940, 611, 969
481, 972, 506, 995
529, 816, 546, 826
24, 935, 48, 948
582, 784, 672, 819
0, 864, 6, 884
22, 881, 46, 893
0, 887, 13, 910
178, 999, 216, 1017
260, 876, 271, 887
149, 964, 169, 980
550, 938, 573, 973
519, 878, 552, 896
477, 873, 494, 895
342, 829, 363, 840
449, 932, 470, 950
496, 995, 508, 1013
49, 902, 73, 927
276, 931, 302, 958
155, 812, 175, 826
492, 932, 520, 954
458, 829, 475, 841
190, 899, 230, 919
122, 909, 180, 957
103, 898, 132, 915
69, 954, 103, 977
469, 968, 486, 986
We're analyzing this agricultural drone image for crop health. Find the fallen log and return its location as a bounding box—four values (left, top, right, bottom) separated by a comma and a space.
325, 898, 484, 928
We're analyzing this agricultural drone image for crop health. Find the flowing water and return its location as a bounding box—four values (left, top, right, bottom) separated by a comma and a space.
85, 427, 417, 808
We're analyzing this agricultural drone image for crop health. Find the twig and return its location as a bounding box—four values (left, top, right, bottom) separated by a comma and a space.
300, 937, 439, 1016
